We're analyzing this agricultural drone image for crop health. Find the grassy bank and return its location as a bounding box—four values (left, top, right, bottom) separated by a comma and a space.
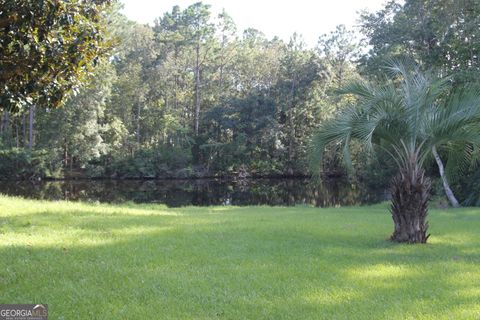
0, 195, 479, 319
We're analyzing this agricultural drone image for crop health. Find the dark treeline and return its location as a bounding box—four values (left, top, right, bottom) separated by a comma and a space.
1, 0, 479, 203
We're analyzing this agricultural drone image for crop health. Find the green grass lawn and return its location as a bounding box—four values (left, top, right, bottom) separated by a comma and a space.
0, 195, 479, 319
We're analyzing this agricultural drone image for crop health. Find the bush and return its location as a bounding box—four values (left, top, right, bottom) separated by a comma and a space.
105, 146, 192, 178
0, 148, 62, 180
355, 149, 396, 190
250, 160, 282, 176
451, 167, 480, 206
84, 162, 106, 178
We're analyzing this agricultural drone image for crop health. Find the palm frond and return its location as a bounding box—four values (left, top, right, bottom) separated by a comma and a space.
335, 81, 374, 99
310, 58, 480, 184
444, 144, 474, 183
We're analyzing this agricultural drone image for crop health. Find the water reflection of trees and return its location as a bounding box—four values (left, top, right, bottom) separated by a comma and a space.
0, 178, 385, 207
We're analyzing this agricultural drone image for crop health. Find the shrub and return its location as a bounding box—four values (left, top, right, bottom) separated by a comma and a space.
0, 148, 62, 180
105, 146, 192, 178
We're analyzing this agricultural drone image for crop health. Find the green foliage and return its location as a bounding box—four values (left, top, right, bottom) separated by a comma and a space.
0, 3, 365, 180
202, 92, 277, 172
36, 61, 116, 169
354, 147, 397, 190
2, 0, 479, 199
450, 167, 480, 206
105, 146, 192, 178
360, 0, 480, 82
310, 60, 480, 178
0, 0, 114, 112
356, 0, 480, 206
0, 148, 62, 180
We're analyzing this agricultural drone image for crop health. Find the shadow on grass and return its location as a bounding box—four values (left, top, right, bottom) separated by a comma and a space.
0, 202, 479, 319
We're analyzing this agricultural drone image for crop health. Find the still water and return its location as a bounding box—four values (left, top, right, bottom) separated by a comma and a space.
0, 178, 386, 207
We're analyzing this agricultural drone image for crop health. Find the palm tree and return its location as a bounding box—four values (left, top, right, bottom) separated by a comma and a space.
310, 61, 480, 243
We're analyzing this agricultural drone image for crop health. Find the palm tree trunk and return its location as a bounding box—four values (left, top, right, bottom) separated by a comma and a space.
390, 163, 431, 243
432, 145, 460, 208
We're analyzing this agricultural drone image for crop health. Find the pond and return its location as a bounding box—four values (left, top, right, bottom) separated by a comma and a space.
0, 178, 387, 207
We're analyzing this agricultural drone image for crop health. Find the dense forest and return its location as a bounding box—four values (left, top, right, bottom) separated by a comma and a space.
1, 0, 480, 204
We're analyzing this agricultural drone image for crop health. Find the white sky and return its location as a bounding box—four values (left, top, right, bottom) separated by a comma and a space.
120, 0, 388, 47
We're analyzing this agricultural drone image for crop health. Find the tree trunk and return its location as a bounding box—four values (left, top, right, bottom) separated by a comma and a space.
287, 74, 297, 175
64, 140, 68, 169
174, 46, 179, 111
432, 145, 460, 208
136, 103, 141, 146
1, 111, 9, 137
15, 121, 19, 148
22, 113, 27, 148
390, 163, 431, 243
28, 105, 35, 151
194, 42, 201, 136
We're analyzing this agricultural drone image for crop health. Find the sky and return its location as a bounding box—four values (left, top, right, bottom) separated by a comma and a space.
120, 0, 387, 47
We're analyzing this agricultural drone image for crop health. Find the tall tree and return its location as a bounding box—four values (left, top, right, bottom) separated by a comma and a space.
214, 10, 238, 100
360, 0, 480, 82
317, 25, 360, 88
275, 34, 322, 174
183, 2, 214, 136
35, 62, 116, 172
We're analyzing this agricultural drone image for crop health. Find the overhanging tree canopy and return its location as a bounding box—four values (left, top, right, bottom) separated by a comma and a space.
0, 0, 113, 113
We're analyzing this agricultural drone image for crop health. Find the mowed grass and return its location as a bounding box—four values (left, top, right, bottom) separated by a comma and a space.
0, 195, 479, 319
